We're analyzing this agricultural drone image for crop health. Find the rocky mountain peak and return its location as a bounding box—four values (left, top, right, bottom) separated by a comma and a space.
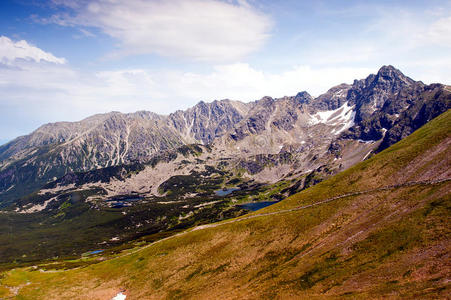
311, 83, 351, 112
371, 65, 415, 91
167, 99, 249, 145
294, 91, 313, 105
347, 66, 416, 122
377, 65, 410, 79
1, 66, 449, 203
256, 96, 275, 106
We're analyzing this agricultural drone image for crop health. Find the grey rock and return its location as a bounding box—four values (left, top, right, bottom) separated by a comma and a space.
1, 65, 450, 204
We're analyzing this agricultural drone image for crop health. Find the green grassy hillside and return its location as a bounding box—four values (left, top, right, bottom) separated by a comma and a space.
1, 110, 450, 299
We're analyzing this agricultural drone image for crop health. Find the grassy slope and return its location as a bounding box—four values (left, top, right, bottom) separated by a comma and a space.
1, 110, 450, 299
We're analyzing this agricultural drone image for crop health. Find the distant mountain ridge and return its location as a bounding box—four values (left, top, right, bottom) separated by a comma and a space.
0, 65, 450, 204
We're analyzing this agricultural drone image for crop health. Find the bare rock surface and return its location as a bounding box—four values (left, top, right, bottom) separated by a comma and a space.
0, 66, 450, 204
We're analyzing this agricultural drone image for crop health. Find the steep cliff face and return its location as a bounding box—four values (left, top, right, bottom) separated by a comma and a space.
0, 66, 450, 204
340, 67, 450, 150
349, 65, 415, 121
377, 83, 451, 151
229, 92, 314, 140
0, 100, 251, 168
215, 66, 428, 156
0, 111, 170, 164
167, 99, 252, 144
310, 83, 351, 111
216, 89, 355, 156
0, 101, 253, 202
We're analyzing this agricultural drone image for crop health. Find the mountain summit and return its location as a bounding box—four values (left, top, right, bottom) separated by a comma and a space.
0, 66, 449, 204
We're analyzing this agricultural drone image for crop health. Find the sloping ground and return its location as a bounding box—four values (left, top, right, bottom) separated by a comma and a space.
1, 110, 450, 299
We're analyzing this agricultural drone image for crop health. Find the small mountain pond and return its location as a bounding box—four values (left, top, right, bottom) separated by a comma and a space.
87, 250, 104, 255
107, 197, 141, 208
214, 187, 240, 196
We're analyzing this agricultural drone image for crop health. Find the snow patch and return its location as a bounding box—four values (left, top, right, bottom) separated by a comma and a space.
112, 292, 126, 300
334, 89, 347, 98
357, 139, 376, 144
5, 184, 15, 192
310, 108, 338, 124
334, 110, 355, 135
370, 100, 377, 112
309, 102, 355, 131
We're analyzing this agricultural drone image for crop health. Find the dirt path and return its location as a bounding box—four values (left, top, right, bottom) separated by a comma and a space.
112, 178, 451, 258
39, 178, 451, 272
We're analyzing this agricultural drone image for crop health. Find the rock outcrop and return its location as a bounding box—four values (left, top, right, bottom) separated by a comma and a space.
0, 66, 450, 204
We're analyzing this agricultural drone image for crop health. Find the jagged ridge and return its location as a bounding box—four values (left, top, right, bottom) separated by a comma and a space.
0, 66, 450, 204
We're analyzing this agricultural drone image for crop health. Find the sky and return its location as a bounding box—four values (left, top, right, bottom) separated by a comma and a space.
0, 0, 450, 145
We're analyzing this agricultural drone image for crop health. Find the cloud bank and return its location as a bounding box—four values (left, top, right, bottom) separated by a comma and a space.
0, 36, 66, 65
45, 0, 272, 61
2, 1, 451, 143
0, 34, 375, 143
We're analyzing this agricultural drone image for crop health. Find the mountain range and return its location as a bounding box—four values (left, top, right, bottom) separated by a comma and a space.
0, 65, 450, 268
0, 65, 449, 206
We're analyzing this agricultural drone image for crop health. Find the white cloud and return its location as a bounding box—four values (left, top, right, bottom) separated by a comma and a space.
296, 5, 451, 81
425, 16, 451, 46
0, 64, 162, 116
0, 36, 66, 65
369, 11, 451, 50
168, 64, 376, 100
1, 53, 449, 144
0, 37, 378, 144
45, 0, 272, 62
0, 59, 375, 124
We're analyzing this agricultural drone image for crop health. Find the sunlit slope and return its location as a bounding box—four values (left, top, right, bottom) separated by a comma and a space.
1, 110, 450, 299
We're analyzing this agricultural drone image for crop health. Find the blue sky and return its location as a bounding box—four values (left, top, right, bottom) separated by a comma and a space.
1, 0, 450, 145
